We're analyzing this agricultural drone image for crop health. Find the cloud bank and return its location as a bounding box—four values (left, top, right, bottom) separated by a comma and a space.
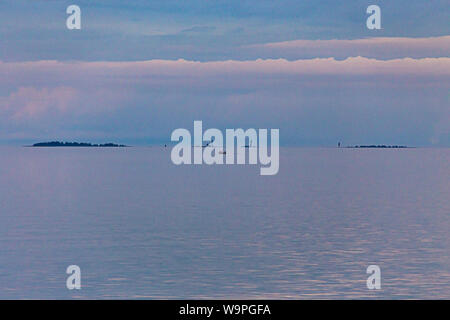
0, 57, 449, 146
2, 56, 449, 80
246, 36, 450, 60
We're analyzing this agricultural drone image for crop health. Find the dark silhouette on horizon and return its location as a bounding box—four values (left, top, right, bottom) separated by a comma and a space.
30, 141, 127, 147
346, 145, 409, 148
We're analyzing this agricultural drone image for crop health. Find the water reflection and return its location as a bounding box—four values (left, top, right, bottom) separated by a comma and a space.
0, 147, 448, 299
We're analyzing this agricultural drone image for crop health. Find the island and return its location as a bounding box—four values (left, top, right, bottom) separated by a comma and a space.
30, 141, 128, 147
346, 145, 409, 148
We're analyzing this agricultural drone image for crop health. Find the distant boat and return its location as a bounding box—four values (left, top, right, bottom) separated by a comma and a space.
202, 137, 215, 148
245, 139, 254, 148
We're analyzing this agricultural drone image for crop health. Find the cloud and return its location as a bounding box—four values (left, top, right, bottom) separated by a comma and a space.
1, 56, 449, 80
181, 26, 216, 34
2, 1, 449, 62
0, 87, 78, 120
0, 57, 448, 145
246, 36, 450, 60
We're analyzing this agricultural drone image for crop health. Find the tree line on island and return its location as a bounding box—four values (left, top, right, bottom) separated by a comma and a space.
31, 141, 127, 147
30, 141, 410, 148
345, 145, 409, 148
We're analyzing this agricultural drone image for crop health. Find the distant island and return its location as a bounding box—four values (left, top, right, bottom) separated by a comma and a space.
346, 145, 409, 148
30, 141, 128, 147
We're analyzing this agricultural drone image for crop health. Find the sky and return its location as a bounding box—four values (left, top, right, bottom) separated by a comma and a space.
0, 0, 449, 146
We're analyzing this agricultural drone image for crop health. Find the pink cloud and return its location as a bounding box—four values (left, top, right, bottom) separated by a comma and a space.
1, 87, 78, 120
245, 36, 450, 60
246, 36, 450, 59
252, 36, 450, 49
1, 56, 449, 81
0, 57, 448, 142
0, 56, 448, 145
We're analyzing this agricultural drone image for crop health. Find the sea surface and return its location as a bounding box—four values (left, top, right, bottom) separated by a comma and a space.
0, 147, 449, 299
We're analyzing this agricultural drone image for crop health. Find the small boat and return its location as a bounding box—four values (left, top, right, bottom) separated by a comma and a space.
245, 139, 254, 148
202, 137, 215, 148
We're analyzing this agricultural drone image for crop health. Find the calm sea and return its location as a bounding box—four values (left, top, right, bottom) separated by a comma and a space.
0, 147, 449, 299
